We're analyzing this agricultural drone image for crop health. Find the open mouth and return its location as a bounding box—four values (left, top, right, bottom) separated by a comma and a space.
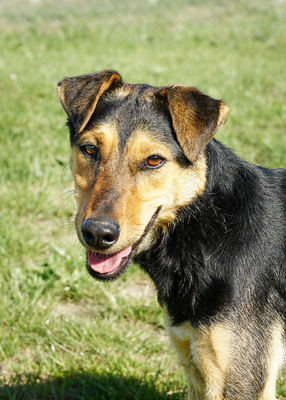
86, 245, 132, 280
85, 206, 161, 280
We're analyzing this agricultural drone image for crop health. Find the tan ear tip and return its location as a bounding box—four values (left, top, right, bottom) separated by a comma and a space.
218, 101, 230, 127
57, 77, 71, 91
56, 84, 64, 101
221, 101, 230, 115
56, 79, 66, 94
113, 72, 122, 82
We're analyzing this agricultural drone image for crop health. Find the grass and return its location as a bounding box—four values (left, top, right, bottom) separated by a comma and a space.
0, 0, 286, 398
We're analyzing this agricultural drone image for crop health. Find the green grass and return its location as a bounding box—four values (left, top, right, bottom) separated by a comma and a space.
0, 0, 286, 398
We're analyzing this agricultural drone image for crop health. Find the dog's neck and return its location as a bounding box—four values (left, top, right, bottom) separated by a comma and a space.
135, 139, 266, 327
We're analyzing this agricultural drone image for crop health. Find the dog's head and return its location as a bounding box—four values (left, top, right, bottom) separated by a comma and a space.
57, 70, 229, 280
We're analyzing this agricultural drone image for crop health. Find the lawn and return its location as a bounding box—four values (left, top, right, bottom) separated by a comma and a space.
0, 0, 286, 398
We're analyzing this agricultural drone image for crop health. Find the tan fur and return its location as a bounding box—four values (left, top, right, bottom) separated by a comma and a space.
71, 123, 118, 207
260, 320, 284, 400
72, 122, 208, 255
165, 305, 285, 400
216, 102, 230, 133
164, 307, 232, 400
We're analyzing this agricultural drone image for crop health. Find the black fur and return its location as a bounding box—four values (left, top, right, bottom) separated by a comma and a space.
135, 138, 286, 328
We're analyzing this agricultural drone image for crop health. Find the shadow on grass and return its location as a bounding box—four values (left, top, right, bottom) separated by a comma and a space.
0, 371, 185, 400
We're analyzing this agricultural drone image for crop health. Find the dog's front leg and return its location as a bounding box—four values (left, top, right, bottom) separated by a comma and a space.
164, 310, 222, 399
164, 309, 234, 400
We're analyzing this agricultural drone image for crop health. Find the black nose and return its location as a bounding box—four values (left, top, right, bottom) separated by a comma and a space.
81, 218, 120, 250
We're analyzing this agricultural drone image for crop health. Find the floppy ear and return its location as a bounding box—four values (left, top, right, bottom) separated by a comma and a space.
155, 86, 230, 163
57, 70, 122, 134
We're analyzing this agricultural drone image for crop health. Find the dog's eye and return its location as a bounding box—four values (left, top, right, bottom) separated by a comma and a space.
81, 145, 97, 158
146, 155, 165, 169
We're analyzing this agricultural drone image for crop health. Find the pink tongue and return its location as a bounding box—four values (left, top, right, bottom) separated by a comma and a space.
87, 246, 132, 274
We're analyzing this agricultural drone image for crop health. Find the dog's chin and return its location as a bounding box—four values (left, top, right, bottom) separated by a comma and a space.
86, 246, 133, 281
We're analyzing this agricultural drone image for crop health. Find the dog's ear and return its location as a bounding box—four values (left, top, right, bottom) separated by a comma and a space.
155, 86, 230, 162
57, 70, 122, 134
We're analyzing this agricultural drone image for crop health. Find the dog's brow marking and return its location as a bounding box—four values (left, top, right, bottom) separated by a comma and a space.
126, 130, 173, 167
81, 122, 119, 158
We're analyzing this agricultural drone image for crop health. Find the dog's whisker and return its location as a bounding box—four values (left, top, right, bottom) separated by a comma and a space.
56, 192, 75, 213
61, 160, 73, 189
43, 189, 74, 209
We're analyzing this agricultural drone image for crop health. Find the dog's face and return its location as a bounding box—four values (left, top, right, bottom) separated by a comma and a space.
57, 70, 229, 280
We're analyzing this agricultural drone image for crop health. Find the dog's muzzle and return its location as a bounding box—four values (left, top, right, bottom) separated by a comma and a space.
81, 207, 162, 281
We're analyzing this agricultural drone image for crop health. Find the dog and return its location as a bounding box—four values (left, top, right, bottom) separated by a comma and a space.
57, 70, 285, 400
